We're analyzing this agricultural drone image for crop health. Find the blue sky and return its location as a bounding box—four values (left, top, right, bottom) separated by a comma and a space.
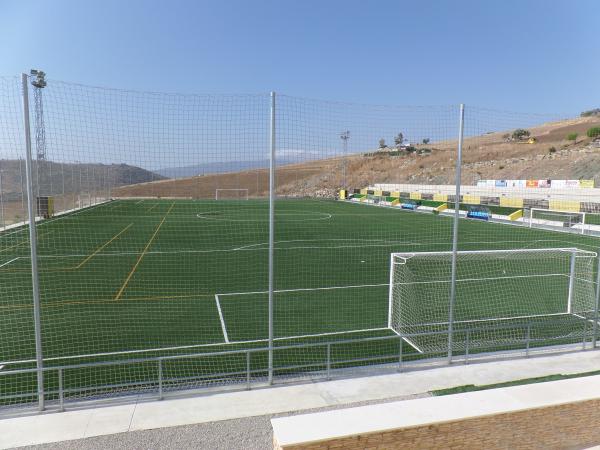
1, 0, 599, 114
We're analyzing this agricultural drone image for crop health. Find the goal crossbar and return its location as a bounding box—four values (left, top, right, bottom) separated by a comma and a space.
527, 208, 587, 234
215, 188, 249, 200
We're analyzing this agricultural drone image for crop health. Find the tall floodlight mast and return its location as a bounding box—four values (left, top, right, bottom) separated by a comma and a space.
340, 130, 350, 188
31, 70, 47, 160
31, 70, 47, 197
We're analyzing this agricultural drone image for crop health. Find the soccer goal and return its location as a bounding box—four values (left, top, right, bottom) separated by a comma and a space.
388, 248, 598, 355
215, 188, 249, 200
527, 208, 587, 234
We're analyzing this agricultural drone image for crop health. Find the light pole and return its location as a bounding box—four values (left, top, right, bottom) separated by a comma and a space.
340, 131, 350, 188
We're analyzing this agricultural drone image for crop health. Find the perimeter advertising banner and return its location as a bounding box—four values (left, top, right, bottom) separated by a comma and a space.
538, 180, 551, 188
477, 179, 594, 189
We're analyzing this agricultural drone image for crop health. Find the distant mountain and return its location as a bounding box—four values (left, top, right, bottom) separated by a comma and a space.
0, 160, 166, 200
156, 159, 298, 178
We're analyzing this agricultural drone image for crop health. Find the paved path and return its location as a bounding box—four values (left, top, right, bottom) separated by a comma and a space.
3, 350, 600, 449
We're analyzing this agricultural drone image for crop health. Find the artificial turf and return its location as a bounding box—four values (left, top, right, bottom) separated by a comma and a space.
0, 198, 599, 404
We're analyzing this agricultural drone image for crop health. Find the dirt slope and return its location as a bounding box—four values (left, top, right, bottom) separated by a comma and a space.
113, 117, 600, 199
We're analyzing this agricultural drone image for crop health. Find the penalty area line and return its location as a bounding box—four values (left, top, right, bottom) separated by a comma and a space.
0, 257, 20, 269
214, 294, 230, 343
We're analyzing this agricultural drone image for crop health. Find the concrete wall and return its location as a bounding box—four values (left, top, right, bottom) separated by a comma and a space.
272, 375, 600, 450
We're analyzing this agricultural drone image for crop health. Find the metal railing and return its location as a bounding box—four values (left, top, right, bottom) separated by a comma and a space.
1, 315, 598, 414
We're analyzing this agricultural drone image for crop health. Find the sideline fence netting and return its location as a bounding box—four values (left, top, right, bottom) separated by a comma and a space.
0, 75, 599, 410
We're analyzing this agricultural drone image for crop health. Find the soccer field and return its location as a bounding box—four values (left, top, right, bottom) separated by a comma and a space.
1, 199, 599, 402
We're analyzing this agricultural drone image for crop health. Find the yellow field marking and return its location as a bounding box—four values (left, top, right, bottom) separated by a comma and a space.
0, 292, 209, 311
114, 202, 175, 300
74, 223, 133, 269
0, 225, 133, 273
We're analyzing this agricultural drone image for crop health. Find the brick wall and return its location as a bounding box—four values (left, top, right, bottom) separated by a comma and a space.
274, 398, 600, 450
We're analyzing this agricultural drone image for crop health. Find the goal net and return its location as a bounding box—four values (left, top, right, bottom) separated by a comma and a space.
215, 188, 249, 200
389, 248, 597, 355
527, 208, 587, 234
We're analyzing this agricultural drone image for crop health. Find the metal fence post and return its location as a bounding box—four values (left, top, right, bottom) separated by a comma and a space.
398, 336, 403, 372
326, 344, 331, 380
22, 73, 45, 412
246, 351, 251, 390
593, 250, 600, 349
525, 323, 531, 357
448, 103, 465, 364
268, 92, 276, 385
158, 359, 163, 400
464, 330, 470, 364
567, 250, 576, 314
58, 368, 64, 412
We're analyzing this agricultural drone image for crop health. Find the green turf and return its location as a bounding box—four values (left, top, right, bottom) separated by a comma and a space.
0, 198, 598, 404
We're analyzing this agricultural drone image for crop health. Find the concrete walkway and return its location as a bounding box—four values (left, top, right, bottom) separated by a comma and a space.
3, 350, 600, 449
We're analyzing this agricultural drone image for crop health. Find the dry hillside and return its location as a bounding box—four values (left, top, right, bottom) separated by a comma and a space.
114, 117, 600, 199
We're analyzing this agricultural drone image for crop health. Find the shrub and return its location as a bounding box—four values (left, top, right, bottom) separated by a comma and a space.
566, 133, 577, 141
549, 146, 557, 154
512, 129, 530, 140
587, 127, 600, 138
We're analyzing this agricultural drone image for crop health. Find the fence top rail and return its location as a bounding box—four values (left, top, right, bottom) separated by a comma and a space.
392, 248, 597, 259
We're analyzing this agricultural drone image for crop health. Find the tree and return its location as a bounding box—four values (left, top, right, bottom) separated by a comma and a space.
422, 138, 430, 144
581, 108, 600, 117
512, 129, 530, 140
587, 127, 600, 138
566, 133, 578, 142
394, 132, 404, 149
378, 138, 387, 149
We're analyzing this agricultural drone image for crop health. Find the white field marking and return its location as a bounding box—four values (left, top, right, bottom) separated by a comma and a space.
214, 294, 230, 343
0, 326, 392, 367
135, 199, 144, 205
393, 272, 569, 286
0, 365, 4, 370
196, 212, 332, 222
217, 283, 390, 297
231, 237, 563, 253
0, 257, 20, 269
29, 236, 567, 261
233, 238, 402, 251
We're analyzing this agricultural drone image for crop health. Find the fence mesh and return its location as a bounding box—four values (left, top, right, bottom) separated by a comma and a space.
0, 75, 599, 409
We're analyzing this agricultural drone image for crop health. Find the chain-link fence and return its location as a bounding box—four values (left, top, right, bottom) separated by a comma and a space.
1, 74, 599, 412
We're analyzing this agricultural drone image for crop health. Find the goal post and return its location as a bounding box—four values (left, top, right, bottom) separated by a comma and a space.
527, 208, 587, 234
388, 248, 598, 355
215, 188, 249, 200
